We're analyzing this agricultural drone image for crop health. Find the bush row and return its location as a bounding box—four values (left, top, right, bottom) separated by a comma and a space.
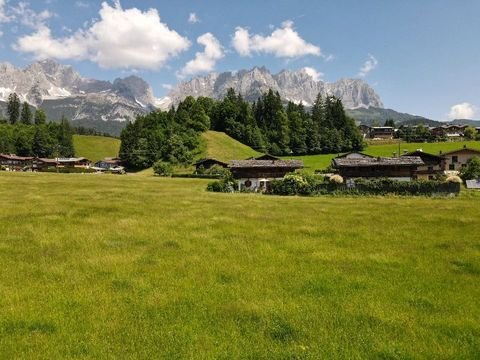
267, 175, 461, 197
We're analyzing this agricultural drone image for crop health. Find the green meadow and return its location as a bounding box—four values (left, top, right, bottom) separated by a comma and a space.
0, 172, 479, 359
73, 135, 121, 162
288, 140, 480, 172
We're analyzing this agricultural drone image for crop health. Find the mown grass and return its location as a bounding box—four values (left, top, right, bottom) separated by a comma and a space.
288, 140, 480, 172
0, 172, 479, 359
200, 131, 260, 162
73, 135, 121, 162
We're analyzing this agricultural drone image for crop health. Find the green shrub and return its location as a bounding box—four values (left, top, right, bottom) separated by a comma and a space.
207, 179, 235, 193
153, 161, 173, 177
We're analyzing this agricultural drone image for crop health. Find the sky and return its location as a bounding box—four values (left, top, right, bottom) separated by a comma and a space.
0, 0, 479, 121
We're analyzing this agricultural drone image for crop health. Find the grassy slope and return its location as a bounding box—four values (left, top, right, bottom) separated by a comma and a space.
0, 172, 479, 359
200, 131, 260, 162
73, 135, 121, 162
288, 140, 480, 172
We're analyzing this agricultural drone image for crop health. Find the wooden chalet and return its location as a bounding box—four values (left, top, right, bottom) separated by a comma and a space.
229, 159, 304, 191
33, 158, 59, 171
431, 124, 468, 138
94, 157, 123, 170
194, 158, 228, 172
57, 157, 91, 168
0, 154, 34, 171
401, 150, 443, 180
332, 155, 424, 181
370, 127, 395, 139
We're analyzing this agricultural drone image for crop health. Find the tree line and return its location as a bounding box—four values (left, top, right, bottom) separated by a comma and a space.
0, 93, 75, 157
120, 89, 364, 169
206, 89, 364, 155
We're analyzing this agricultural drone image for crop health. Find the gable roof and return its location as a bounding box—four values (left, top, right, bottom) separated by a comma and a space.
442, 147, 480, 156
229, 159, 304, 169
336, 152, 374, 159
402, 150, 443, 160
194, 158, 228, 166
0, 153, 34, 161
250, 154, 280, 161
333, 156, 424, 168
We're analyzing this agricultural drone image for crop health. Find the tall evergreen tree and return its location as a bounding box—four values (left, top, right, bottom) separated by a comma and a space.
34, 109, 47, 125
7, 93, 20, 124
20, 102, 33, 125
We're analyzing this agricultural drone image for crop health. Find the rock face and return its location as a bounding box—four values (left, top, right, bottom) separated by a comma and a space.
0, 60, 154, 122
160, 67, 384, 110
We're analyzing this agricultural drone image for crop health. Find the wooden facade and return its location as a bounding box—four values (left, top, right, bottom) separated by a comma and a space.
401, 150, 443, 180
0, 154, 34, 171
332, 156, 424, 180
229, 159, 304, 191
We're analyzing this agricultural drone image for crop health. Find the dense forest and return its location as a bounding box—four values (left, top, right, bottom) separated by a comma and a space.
120, 89, 364, 169
0, 93, 75, 157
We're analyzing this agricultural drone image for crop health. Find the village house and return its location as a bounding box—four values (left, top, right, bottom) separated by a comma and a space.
401, 150, 443, 180
431, 124, 468, 138
33, 158, 59, 171
441, 146, 480, 172
370, 126, 395, 139
229, 159, 304, 191
0, 154, 34, 171
358, 125, 372, 139
248, 154, 280, 161
92, 157, 125, 173
332, 155, 424, 181
57, 157, 91, 168
194, 158, 228, 172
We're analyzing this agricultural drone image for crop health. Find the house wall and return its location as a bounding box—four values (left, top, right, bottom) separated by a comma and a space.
443, 150, 480, 172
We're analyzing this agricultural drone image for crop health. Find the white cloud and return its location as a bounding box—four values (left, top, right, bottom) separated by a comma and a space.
448, 103, 477, 120
188, 12, 199, 24
303, 66, 323, 82
75, 1, 90, 8
162, 83, 173, 90
232, 21, 321, 58
0, 30, 3, 37
358, 54, 378, 77
0, 0, 9, 22
14, 1, 191, 70
178, 32, 224, 78
10, 2, 55, 29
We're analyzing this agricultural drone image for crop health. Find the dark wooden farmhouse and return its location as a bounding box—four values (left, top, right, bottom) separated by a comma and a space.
332, 156, 424, 181
0, 154, 34, 171
194, 158, 228, 172
229, 159, 304, 191
33, 158, 59, 171
401, 150, 443, 180
248, 154, 280, 161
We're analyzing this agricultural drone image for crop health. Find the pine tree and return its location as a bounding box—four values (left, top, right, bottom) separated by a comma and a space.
20, 102, 33, 125
34, 109, 47, 125
58, 116, 75, 157
7, 93, 20, 124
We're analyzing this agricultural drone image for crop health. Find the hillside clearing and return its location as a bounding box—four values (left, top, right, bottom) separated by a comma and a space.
0, 172, 479, 358
73, 135, 121, 162
199, 131, 260, 162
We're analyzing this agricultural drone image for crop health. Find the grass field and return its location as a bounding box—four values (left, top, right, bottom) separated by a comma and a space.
0, 172, 479, 358
73, 135, 121, 162
288, 140, 480, 172
200, 131, 260, 162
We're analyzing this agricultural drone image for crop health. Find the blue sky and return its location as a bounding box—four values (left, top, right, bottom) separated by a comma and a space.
0, 0, 479, 120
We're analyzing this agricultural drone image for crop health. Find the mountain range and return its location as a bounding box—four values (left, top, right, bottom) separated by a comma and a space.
0, 60, 478, 136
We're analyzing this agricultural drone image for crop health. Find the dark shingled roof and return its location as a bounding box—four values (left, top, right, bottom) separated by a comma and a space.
333, 156, 424, 168
194, 158, 228, 166
229, 159, 304, 169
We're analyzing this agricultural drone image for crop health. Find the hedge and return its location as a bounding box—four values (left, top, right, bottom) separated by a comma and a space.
267, 177, 460, 197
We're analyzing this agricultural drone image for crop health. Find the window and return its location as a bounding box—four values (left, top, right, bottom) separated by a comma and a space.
452, 156, 458, 163
449, 164, 455, 170
428, 176, 434, 180
428, 166, 434, 171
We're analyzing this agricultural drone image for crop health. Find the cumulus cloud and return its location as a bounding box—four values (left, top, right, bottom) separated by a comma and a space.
188, 12, 199, 24
178, 32, 224, 78
232, 20, 321, 58
358, 54, 378, 77
303, 66, 323, 82
448, 103, 477, 120
14, 1, 191, 70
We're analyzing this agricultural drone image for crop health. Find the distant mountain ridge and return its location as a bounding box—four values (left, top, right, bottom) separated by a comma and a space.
159, 66, 384, 110
0, 60, 155, 124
